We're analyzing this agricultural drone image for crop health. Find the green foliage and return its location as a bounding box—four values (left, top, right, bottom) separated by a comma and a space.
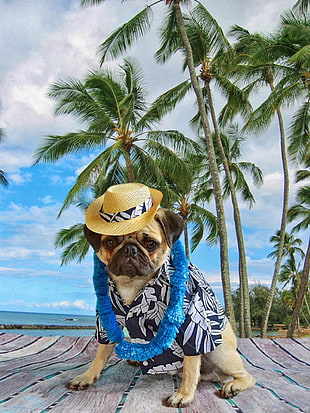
232, 284, 289, 327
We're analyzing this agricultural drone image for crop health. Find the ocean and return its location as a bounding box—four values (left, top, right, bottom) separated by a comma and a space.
0, 310, 96, 337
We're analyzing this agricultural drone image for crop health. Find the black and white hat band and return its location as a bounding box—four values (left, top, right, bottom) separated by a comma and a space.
99, 196, 153, 224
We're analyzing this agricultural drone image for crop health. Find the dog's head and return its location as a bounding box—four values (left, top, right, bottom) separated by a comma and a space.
84, 208, 184, 278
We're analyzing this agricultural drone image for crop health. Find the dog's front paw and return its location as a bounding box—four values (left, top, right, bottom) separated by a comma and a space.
220, 381, 241, 399
66, 373, 97, 391
164, 390, 194, 408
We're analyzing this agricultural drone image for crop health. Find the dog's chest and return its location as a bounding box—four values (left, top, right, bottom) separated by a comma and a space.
112, 277, 151, 306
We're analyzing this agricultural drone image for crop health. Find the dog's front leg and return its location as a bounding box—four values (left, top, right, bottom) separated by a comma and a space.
67, 343, 115, 390
165, 355, 201, 407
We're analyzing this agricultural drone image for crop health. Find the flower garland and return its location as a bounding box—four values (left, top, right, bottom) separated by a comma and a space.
93, 239, 189, 362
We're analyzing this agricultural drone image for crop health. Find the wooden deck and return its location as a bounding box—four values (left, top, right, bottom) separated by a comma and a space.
0, 333, 309, 413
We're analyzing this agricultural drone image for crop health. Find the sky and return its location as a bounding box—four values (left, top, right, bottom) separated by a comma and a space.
0, 0, 305, 316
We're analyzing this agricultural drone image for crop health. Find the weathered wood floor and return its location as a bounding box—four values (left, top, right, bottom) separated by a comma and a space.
0, 333, 309, 413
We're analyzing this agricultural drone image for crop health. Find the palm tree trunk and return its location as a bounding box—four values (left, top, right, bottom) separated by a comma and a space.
205, 81, 251, 337
125, 146, 135, 183
261, 105, 290, 337
173, 0, 236, 329
303, 294, 310, 319
183, 220, 190, 260
287, 238, 310, 338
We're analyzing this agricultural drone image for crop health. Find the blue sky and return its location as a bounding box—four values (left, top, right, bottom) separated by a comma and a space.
0, 0, 305, 316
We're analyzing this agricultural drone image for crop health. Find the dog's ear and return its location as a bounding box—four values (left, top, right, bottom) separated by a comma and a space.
155, 208, 184, 248
84, 225, 101, 252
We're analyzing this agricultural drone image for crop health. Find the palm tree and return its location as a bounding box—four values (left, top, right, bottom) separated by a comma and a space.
154, 4, 254, 336
287, 161, 310, 336
195, 126, 263, 336
279, 255, 308, 331
218, 126, 263, 336
230, 24, 294, 338
34, 57, 196, 215
0, 129, 9, 187
268, 231, 305, 263
80, 0, 236, 327
274, 10, 310, 164
166, 151, 218, 259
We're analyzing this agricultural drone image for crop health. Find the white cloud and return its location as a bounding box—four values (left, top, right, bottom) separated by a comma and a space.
245, 0, 293, 33
9, 172, 32, 185
0, 247, 56, 261
36, 300, 94, 312
40, 195, 54, 205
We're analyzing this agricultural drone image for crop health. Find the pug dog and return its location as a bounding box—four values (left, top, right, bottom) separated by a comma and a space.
66, 207, 255, 407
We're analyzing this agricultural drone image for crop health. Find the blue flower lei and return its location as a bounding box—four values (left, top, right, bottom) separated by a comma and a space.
93, 239, 189, 362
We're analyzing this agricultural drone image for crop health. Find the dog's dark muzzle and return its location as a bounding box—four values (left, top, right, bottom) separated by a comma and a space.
108, 243, 155, 277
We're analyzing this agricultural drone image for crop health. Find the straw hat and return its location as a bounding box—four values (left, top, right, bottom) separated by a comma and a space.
85, 183, 163, 235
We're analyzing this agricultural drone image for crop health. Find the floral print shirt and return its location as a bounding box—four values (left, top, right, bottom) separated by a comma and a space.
96, 257, 227, 374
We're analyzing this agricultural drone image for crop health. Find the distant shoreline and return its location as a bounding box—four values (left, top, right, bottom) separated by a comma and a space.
0, 324, 94, 330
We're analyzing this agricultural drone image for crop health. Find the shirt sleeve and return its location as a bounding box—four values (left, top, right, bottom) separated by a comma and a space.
176, 263, 227, 355
95, 310, 114, 344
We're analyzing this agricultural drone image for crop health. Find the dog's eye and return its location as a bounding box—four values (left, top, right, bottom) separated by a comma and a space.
144, 240, 159, 252
103, 238, 117, 250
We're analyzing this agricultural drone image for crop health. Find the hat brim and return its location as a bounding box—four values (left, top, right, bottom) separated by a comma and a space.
85, 187, 163, 235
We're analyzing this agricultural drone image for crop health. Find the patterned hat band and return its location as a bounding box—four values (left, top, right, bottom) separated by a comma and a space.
99, 196, 153, 224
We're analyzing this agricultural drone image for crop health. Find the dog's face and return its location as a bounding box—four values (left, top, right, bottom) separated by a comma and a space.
84, 208, 184, 278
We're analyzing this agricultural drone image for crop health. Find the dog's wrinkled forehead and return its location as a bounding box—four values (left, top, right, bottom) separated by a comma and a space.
84, 208, 184, 252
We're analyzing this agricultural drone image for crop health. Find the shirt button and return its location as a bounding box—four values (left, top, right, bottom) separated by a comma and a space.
142, 361, 148, 366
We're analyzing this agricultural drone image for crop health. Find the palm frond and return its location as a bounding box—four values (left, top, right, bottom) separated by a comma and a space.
48, 74, 119, 127
216, 77, 253, 125
55, 224, 85, 248
144, 129, 200, 155
60, 238, 90, 265
98, 6, 153, 63
238, 161, 264, 187
288, 100, 310, 163
293, 0, 310, 14
288, 204, 310, 233
0, 171, 9, 187
138, 80, 192, 128
190, 204, 218, 249
81, 0, 107, 6
190, 1, 232, 55
33, 131, 109, 164
58, 142, 122, 215
289, 44, 310, 66
155, 5, 181, 63
55, 223, 89, 265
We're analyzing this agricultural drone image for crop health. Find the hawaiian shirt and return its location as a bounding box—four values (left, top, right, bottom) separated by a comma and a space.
95, 256, 227, 375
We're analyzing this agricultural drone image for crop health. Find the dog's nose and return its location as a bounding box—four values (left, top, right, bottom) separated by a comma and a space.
124, 244, 138, 257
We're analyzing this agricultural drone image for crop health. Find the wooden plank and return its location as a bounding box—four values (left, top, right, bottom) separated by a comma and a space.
37, 361, 141, 413
0, 334, 38, 352
0, 333, 23, 347
272, 339, 310, 364
120, 374, 180, 413
252, 339, 308, 371
227, 384, 302, 413
8, 336, 94, 372
237, 338, 285, 370
0, 338, 94, 397
0, 336, 60, 361
245, 368, 308, 411
183, 381, 239, 413
3, 336, 80, 370
295, 337, 310, 349
0, 366, 91, 412
0, 334, 309, 413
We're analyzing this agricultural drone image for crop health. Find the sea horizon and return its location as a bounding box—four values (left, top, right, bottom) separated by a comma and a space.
0, 309, 96, 337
